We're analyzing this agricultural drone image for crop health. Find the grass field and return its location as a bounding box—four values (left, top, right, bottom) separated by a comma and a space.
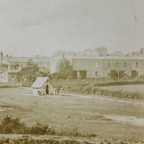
0, 88, 144, 141
100, 85, 144, 94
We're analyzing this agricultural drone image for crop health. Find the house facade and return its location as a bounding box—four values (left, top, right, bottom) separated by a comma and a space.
72, 55, 144, 79
2, 55, 50, 74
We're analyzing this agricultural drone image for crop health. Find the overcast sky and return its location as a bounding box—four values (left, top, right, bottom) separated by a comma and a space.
0, 0, 144, 57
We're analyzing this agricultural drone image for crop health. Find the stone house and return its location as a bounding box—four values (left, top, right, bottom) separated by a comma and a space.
72, 55, 144, 79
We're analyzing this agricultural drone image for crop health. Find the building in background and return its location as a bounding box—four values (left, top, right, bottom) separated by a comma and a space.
50, 54, 74, 74
72, 55, 144, 79
0, 64, 21, 82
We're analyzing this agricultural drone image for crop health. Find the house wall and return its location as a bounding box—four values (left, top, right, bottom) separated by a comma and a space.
131, 60, 144, 76
50, 59, 59, 74
0, 74, 8, 82
0, 73, 18, 82
0, 65, 7, 73
8, 73, 19, 83
72, 58, 144, 79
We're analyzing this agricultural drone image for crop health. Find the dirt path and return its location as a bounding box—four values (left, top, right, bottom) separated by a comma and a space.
61, 93, 144, 127
61, 93, 144, 106
104, 115, 144, 126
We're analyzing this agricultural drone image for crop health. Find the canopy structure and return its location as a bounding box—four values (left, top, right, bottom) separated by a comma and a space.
31, 77, 49, 89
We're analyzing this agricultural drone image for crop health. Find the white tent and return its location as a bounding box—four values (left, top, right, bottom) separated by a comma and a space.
31, 77, 55, 96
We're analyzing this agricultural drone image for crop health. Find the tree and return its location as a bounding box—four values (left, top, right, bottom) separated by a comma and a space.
95, 47, 108, 56
52, 50, 66, 58
131, 51, 139, 56
18, 59, 39, 82
139, 48, 144, 55
56, 58, 72, 79
111, 51, 123, 56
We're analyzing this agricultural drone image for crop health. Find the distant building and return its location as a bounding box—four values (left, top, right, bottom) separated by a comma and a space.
1, 54, 50, 74
72, 55, 144, 79
0, 65, 21, 82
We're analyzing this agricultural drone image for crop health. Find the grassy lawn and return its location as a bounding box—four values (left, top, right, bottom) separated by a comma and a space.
0, 88, 144, 140
100, 85, 144, 94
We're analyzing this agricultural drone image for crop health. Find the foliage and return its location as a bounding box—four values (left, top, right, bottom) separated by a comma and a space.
18, 59, 39, 82
0, 115, 25, 134
52, 50, 66, 58
52, 79, 144, 100
95, 47, 108, 56
0, 116, 96, 137
56, 58, 72, 79
139, 48, 144, 55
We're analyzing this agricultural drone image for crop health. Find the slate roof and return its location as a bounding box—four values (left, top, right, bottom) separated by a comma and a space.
73, 55, 144, 60
52, 55, 75, 60
3, 57, 50, 64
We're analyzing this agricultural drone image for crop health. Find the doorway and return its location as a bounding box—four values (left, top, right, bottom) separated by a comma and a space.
46, 85, 49, 94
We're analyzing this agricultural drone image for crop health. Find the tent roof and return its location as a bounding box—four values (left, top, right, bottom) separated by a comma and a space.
31, 77, 54, 89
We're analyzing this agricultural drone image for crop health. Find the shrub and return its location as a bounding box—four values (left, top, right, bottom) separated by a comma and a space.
93, 88, 143, 100
0, 115, 25, 134
0, 116, 96, 137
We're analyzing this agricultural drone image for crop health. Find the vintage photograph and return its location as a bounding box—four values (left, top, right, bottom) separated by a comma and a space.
0, 0, 144, 143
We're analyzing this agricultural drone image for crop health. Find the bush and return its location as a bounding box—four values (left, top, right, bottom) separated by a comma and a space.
93, 88, 143, 100
0, 116, 96, 137
0, 116, 25, 134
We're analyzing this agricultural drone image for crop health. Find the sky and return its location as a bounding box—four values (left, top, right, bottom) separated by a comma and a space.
0, 0, 144, 57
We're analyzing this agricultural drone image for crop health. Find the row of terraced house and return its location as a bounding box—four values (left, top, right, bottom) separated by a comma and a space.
1, 51, 144, 82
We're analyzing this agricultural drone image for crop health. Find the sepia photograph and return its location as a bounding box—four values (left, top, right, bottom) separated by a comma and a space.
0, 0, 144, 143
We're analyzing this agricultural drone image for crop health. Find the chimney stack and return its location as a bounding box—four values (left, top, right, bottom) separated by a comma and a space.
63, 54, 65, 58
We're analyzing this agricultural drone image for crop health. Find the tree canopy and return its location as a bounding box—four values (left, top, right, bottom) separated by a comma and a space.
56, 58, 72, 79
18, 59, 39, 82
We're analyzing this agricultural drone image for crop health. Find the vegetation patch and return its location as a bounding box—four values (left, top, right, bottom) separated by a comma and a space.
52, 79, 144, 100
0, 116, 96, 137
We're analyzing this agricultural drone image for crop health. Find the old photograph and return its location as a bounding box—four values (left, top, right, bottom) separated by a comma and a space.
0, 0, 144, 143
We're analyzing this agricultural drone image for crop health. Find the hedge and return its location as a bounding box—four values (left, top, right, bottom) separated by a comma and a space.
63, 85, 143, 100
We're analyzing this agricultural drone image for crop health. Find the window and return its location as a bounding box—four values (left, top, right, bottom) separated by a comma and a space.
116, 62, 118, 67
124, 62, 126, 68
95, 62, 98, 68
136, 62, 138, 68
108, 63, 110, 67
95, 71, 98, 77
12, 76, 14, 80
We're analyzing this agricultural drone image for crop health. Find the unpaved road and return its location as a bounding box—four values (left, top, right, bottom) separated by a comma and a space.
61, 93, 144, 105
61, 93, 144, 126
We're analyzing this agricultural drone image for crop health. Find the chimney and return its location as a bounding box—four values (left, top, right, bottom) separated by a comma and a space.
0, 51, 3, 65
63, 54, 65, 58
6, 54, 8, 58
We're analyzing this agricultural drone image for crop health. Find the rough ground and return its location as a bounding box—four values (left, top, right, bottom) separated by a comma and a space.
0, 88, 144, 141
